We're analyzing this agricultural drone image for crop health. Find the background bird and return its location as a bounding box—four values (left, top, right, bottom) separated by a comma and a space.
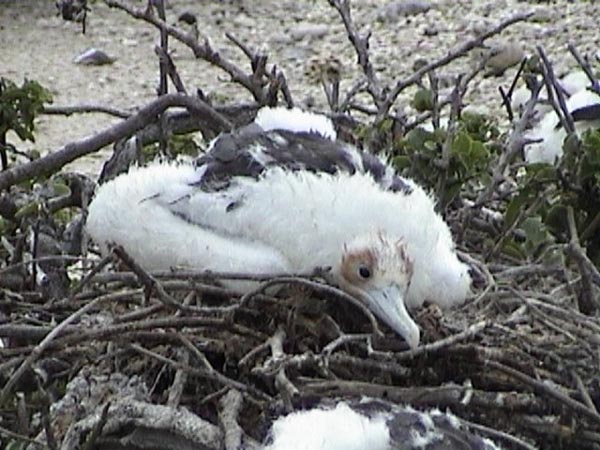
86, 107, 471, 349
517, 70, 600, 164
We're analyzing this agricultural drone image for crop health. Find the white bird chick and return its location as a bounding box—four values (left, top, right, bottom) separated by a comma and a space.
264, 399, 503, 450
88, 107, 471, 349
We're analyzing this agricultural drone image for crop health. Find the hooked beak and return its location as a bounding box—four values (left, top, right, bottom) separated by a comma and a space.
363, 284, 420, 349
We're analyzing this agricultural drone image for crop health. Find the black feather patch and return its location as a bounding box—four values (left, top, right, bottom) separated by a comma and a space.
571, 103, 600, 123
194, 126, 413, 195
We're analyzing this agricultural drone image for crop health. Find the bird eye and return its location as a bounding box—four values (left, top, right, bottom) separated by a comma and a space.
357, 265, 371, 279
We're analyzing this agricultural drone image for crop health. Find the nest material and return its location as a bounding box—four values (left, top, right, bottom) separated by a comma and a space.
0, 235, 599, 449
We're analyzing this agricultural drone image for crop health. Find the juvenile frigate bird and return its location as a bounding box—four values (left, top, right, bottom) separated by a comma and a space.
86, 107, 471, 349
264, 398, 502, 450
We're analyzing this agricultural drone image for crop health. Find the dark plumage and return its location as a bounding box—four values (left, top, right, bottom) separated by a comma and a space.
195, 122, 412, 194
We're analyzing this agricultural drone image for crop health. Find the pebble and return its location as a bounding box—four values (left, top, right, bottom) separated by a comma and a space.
376, 0, 432, 22
73, 48, 116, 66
289, 23, 329, 42
472, 41, 526, 76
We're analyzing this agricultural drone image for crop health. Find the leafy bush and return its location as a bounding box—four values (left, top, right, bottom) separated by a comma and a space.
0, 77, 52, 168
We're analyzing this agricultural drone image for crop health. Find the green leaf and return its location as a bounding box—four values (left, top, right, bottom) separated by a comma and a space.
391, 155, 411, 171
441, 181, 462, 208
5, 440, 28, 450
0, 77, 52, 144
502, 239, 526, 260
452, 131, 471, 156
505, 195, 525, 228
544, 204, 568, 236
563, 132, 580, 155
404, 128, 435, 154
14, 201, 40, 220
51, 181, 72, 197
521, 216, 549, 249
411, 89, 434, 112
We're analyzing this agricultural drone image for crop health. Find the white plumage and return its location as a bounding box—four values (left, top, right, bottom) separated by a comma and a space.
87, 107, 471, 349
524, 88, 600, 164
254, 106, 337, 140
511, 70, 591, 121
263, 399, 503, 450
264, 402, 390, 450
514, 68, 600, 165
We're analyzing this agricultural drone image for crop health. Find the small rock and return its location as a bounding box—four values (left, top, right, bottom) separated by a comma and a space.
422, 25, 438, 36
271, 32, 292, 45
530, 8, 556, 23
121, 38, 138, 47
73, 48, 116, 66
289, 23, 329, 41
376, 0, 432, 22
304, 54, 344, 84
472, 41, 525, 76
178, 11, 197, 25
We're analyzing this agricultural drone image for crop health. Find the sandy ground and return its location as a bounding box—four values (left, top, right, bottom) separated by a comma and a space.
1, 0, 599, 177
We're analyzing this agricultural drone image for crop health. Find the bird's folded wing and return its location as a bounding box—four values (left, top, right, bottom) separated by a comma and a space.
195, 129, 413, 194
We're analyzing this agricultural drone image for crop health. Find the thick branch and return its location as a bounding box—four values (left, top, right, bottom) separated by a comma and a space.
0, 94, 231, 191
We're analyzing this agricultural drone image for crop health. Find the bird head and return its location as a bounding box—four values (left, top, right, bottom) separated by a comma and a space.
337, 232, 419, 349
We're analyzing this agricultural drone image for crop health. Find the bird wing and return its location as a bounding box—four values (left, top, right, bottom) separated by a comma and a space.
195, 128, 413, 194
571, 103, 600, 122
86, 162, 291, 276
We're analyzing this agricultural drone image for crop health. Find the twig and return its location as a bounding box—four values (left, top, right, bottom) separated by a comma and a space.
396, 320, 489, 361
81, 402, 110, 450
111, 245, 179, 308
0, 424, 48, 448
537, 46, 575, 134
129, 343, 270, 401
36, 380, 57, 450
42, 104, 130, 118
327, 0, 383, 107
105, 0, 281, 103
486, 360, 600, 426
567, 43, 600, 93
155, 45, 187, 94
460, 417, 537, 450
167, 292, 195, 408
572, 370, 598, 413
565, 206, 600, 310
154, 0, 170, 158
473, 74, 543, 208
499, 58, 528, 121
219, 389, 245, 450
0, 294, 108, 403
269, 327, 298, 410
239, 276, 383, 337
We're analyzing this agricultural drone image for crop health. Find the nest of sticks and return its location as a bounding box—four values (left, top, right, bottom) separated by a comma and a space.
1, 1, 600, 449
1, 226, 599, 449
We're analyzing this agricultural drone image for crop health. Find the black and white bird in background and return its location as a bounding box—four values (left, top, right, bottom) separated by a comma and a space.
86, 107, 472, 349
512, 70, 600, 164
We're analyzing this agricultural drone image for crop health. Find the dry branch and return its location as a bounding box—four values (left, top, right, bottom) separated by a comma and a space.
0, 94, 231, 191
